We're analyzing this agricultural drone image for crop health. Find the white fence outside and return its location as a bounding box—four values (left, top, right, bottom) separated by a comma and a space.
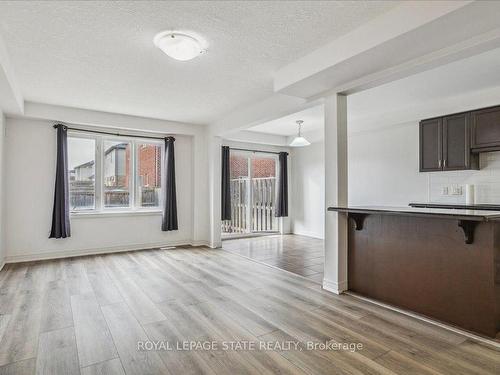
222, 177, 279, 234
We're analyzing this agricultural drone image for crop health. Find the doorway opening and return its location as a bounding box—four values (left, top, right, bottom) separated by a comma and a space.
222, 151, 280, 237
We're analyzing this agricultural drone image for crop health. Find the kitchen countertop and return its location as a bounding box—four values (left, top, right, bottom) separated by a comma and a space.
409, 202, 500, 210
327, 205, 500, 221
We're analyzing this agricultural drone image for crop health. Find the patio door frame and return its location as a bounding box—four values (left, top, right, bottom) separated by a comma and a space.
223, 150, 280, 237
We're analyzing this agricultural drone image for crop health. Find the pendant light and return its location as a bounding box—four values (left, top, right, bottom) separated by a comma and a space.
289, 120, 311, 147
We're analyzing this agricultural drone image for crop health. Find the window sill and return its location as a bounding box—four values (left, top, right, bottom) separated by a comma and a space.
71, 209, 162, 219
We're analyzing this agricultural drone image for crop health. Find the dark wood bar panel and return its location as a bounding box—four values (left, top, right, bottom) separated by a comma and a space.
328, 206, 500, 338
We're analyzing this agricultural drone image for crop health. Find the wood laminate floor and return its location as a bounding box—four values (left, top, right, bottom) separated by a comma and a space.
223, 234, 324, 283
0, 247, 498, 375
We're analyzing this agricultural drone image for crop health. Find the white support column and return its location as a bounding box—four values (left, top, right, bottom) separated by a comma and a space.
323, 93, 348, 294
191, 131, 210, 246
208, 135, 222, 248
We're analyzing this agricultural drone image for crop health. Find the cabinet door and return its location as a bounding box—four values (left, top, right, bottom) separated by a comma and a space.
471, 106, 500, 150
442, 113, 470, 170
419, 118, 442, 172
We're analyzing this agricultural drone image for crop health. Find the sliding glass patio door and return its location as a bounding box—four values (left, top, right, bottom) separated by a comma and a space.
221, 151, 279, 235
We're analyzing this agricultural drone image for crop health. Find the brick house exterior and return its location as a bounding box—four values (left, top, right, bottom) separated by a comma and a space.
70, 142, 161, 209
230, 155, 248, 178
230, 154, 276, 178
101, 143, 160, 188
72, 143, 160, 188
252, 158, 276, 177
138, 144, 161, 187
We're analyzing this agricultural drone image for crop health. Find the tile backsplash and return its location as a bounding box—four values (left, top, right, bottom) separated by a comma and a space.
428, 151, 500, 204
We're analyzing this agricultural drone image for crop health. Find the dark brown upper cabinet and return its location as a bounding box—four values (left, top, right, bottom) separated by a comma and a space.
419, 113, 478, 172
419, 118, 442, 171
443, 113, 476, 170
471, 105, 500, 152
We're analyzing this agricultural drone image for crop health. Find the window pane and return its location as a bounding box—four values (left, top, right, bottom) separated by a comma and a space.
69, 137, 96, 211
222, 154, 250, 234
250, 156, 278, 232
230, 154, 248, 178
137, 143, 161, 207
104, 140, 131, 208
251, 156, 276, 178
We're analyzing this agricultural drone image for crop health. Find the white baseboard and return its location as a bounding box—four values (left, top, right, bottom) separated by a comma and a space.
4, 239, 211, 264
322, 278, 348, 295
190, 240, 213, 248
209, 240, 222, 249
222, 232, 281, 241
291, 230, 324, 240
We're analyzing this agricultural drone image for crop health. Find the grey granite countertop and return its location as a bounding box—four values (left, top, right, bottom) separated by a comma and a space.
327, 205, 500, 221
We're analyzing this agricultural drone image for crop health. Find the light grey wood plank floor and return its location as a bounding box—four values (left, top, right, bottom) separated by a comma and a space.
0, 244, 498, 375
35, 327, 79, 375
81, 358, 125, 375
71, 292, 118, 367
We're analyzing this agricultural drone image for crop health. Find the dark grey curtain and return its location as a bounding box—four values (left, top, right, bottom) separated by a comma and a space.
162, 137, 178, 231
50, 124, 71, 238
221, 146, 231, 221
275, 152, 288, 217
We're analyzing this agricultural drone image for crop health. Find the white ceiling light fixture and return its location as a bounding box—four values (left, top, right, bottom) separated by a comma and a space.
289, 120, 311, 147
153, 31, 205, 61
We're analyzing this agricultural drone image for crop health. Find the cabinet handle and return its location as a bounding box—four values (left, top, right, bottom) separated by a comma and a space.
443, 159, 447, 168
438, 159, 442, 168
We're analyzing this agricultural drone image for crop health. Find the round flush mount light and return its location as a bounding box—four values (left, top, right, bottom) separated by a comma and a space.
153, 31, 205, 61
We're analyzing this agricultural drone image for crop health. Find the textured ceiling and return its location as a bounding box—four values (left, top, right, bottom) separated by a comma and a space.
0, 1, 397, 124
248, 105, 324, 136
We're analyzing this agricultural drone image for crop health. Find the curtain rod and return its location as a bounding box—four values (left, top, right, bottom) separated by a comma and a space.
228, 147, 286, 155
53, 124, 173, 141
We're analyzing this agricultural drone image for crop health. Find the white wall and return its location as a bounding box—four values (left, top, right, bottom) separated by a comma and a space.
291, 140, 325, 239
4, 117, 201, 262
349, 121, 500, 206
0, 111, 5, 268
290, 122, 428, 240
348, 122, 428, 206
290, 121, 431, 240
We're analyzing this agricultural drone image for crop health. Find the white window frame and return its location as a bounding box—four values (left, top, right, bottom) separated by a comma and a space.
101, 136, 134, 212
68, 131, 163, 216
67, 132, 99, 212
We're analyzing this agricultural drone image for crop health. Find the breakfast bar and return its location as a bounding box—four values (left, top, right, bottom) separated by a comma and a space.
328, 205, 500, 338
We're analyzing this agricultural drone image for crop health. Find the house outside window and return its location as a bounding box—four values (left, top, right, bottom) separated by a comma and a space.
137, 143, 162, 207
68, 133, 162, 213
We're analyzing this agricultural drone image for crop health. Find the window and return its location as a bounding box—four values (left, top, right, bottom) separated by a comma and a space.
222, 152, 279, 234
137, 143, 162, 207
103, 140, 131, 208
68, 133, 162, 213
68, 137, 96, 211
